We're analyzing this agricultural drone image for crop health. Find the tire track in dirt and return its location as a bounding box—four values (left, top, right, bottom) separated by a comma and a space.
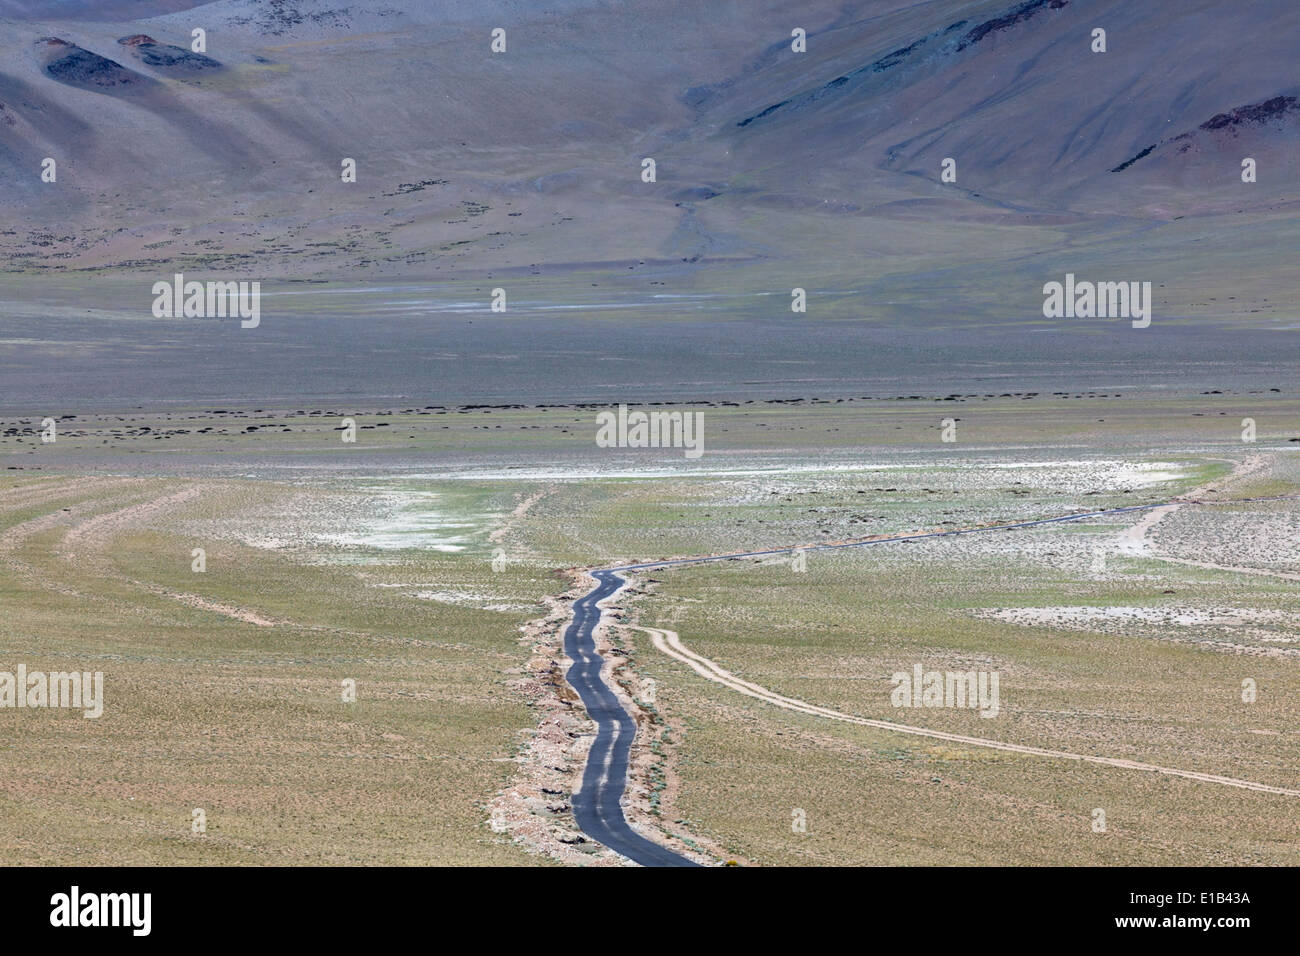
1124, 456, 1300, 582
636, 625, 1299, 797
54, 484, 277, 627
7, 478, 466, 642
488, 486, 553, 546
0, 477, 144, 599
3, 479, 275, 627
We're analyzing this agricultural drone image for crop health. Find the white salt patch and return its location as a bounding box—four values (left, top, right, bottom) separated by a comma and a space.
414, 590, 530, 612
978, 606, 1291, 628
411, 459, 1188, 484
317, 488, 486, 552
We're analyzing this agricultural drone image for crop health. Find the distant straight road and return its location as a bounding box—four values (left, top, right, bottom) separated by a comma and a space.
563, 494, 1300, 866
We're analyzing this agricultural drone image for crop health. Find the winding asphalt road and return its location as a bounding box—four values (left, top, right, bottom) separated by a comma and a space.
564, 569, 699, 866
563, 493, 1299, 866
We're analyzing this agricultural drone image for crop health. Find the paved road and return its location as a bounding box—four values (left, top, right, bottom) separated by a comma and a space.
564, 569, 699, 866
563, 493, 1299, 865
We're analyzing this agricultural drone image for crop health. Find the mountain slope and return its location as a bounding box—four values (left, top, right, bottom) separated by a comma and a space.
0, 0, 1295, 323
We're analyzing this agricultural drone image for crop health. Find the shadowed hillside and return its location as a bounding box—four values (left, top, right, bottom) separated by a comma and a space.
0, 0, 1296, 322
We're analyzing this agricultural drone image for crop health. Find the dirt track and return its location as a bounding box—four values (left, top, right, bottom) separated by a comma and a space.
637, 625, 1300, 797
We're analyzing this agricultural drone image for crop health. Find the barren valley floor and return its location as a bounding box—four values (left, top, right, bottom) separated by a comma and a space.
1, 397, 1296, 864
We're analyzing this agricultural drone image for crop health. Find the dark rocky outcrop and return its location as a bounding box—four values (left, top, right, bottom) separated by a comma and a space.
117, 35, 223, 72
